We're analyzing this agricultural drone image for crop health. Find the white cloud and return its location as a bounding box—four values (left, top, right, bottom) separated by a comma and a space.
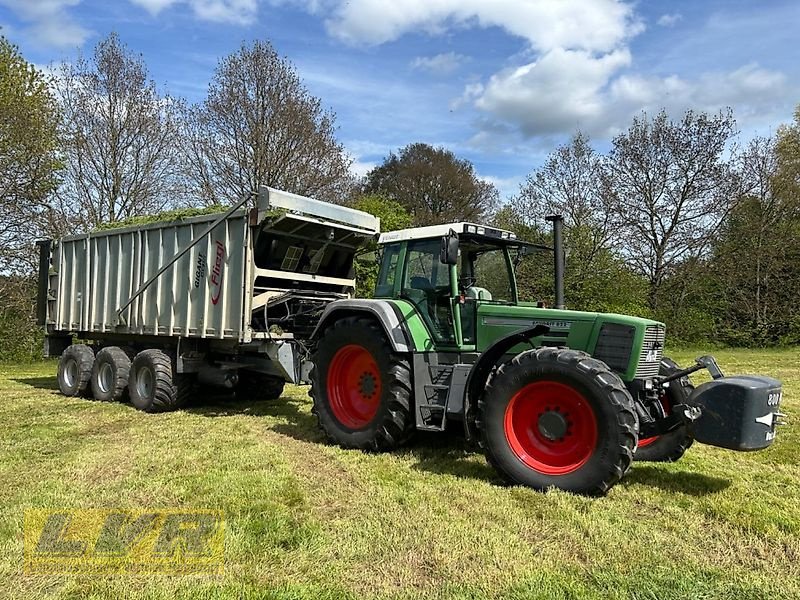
411, 52, 467, 75
657, 13, 682, 27
474, 48, 632, 136
322, 0, 642, 53
479, 173, 523, 200
349, 159, 376, 178
0, 0, 90, 48
128, 0, 258, 24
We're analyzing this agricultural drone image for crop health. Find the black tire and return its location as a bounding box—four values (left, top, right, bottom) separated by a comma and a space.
237, 371, 285, 401
309, 316, 414, 450
91, 346, 131, 402
128, 349, 195, 412
634, 357, 695, 462
57, 344, 94, 397
477, 347, 638, 495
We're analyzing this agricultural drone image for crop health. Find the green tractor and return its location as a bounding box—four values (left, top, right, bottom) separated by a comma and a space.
309, 217, 783, 495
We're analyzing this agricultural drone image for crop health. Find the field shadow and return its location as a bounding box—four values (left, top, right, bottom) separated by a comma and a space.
11, 376, 60, 391
622, 464, 730, 496
186, 392, 324, 443
402, 429, 498, 483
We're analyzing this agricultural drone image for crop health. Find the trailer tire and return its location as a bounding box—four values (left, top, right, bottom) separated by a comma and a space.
478, 347, 638, 495
634, 357, 695, 462
237, 371, 285, 401
57, 344, 94, 397
310, 316, 414, 451
129, 349, 194, 412
91, 347, 131, 402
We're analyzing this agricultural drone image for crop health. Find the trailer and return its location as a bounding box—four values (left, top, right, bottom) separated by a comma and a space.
38, 187, 380, 411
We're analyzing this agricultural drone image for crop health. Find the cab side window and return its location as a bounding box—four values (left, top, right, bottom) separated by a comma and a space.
375, 244, 401, 297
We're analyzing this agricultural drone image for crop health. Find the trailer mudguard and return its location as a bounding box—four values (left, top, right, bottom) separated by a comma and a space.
311, 299, 413, 353
463, 324, 549, 441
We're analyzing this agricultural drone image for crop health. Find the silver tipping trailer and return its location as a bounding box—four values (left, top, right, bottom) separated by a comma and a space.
38, 187, 380, 411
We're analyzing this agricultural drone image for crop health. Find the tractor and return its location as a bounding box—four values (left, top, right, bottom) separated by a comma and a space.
308, 217, 783, 494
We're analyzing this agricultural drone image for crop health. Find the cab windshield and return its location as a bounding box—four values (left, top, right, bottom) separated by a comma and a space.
458, 241, 514, 303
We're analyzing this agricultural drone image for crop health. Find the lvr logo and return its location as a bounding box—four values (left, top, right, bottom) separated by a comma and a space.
210, 241, 225, 305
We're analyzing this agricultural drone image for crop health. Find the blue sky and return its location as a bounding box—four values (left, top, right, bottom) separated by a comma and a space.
1, 0, 798, 199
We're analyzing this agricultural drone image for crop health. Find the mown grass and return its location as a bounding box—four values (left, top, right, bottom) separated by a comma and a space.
0, 348, 799, 599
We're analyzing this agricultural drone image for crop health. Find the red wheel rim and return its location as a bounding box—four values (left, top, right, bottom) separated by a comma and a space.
638, 394, 670, 448
503, 380, 598, 475
326, 344, 382, 429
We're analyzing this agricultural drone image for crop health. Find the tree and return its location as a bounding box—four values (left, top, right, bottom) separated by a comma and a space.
604, 109, 738, 310
351, 194, 412, 298
711, 134, 800, 345
513, 132, 615, 259
493, 203, 649, 317
0, 36, 61, 275
511, 133, 633, 311
55, 33, 184, 228
185, 40, 353, 206
364, 143, 499, 226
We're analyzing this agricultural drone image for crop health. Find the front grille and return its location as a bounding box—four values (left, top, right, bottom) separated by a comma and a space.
635, 325, 666, 378
593, 323, 635, 372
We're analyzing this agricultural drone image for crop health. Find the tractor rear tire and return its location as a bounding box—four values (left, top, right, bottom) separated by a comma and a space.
310, 316, 414, 451
91, 346, 131, 402
237, 371, 285, 401
129, 349, 194, 412
634, 357, 695, 462
57, 344, 94, 397
478, 347, 638, 495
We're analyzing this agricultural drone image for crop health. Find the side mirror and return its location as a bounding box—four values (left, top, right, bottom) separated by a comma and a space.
440, 230, 459, 265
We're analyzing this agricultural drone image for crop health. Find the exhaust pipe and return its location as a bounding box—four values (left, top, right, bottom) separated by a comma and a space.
545, 215, 565, 309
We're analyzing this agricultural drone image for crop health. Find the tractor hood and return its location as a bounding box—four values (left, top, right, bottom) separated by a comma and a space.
476, 303, 665, 382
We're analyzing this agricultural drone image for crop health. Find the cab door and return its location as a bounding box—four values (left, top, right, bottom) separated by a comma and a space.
400, 240, 459, 346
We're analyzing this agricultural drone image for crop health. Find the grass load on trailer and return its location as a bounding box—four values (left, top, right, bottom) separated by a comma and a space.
39, 187, 786, 495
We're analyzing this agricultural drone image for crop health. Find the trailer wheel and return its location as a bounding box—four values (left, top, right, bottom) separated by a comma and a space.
478, 347, 638, 495
635, 357, 695, 462
91, 347, 131, 402
57, 344, 94, 397
237, 371, 285, 401
129, 349, 194, 412
310, 316, 414, 450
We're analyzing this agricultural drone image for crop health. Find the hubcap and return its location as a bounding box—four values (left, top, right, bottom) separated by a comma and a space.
97, 362, 114, 394
326, 344, 382, 429
136, 367, 154, 399
64, 358, 78, 388
538, 410, 569, 441
504, 380, 598, 475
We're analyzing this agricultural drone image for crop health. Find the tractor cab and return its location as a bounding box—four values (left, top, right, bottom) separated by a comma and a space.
375, 222, 548, 348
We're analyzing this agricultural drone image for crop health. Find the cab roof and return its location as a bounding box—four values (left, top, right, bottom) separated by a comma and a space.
378, 222, 517, 245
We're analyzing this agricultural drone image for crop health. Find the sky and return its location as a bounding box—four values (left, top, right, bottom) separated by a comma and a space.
1, 0, 798, 200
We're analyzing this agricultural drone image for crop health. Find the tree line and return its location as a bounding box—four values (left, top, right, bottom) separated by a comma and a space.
1, 32, 799, 359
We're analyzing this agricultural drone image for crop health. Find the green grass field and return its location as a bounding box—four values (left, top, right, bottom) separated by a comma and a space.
1, 348, 799, 599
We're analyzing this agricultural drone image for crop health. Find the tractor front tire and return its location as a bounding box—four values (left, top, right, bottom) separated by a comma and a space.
129, 349, 194, 412
478, 347, 638, 495
57, 344, 94, 397
310, 316, 414, 451
634, 357, 695, 462
91, 346, 131, 402
237, 371, 285, 401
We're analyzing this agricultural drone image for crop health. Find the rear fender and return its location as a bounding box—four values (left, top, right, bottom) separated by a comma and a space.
310, 299, 413, 353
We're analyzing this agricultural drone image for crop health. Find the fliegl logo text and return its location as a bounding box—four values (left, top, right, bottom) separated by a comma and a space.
24, 509, 224, 575
210, 240, 225, 306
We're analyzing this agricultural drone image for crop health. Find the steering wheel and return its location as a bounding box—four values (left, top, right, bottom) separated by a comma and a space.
459, 275, 477, 291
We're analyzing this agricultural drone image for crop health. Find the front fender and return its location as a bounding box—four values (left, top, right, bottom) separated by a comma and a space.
463, 324, 550, 442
